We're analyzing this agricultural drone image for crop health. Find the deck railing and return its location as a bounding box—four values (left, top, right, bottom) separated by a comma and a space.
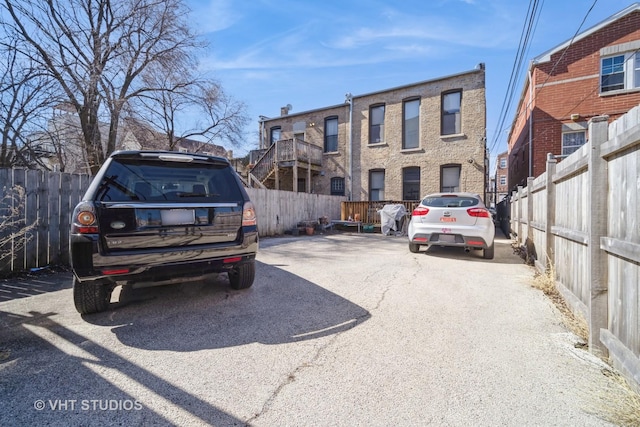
340, 200, 420, 223
249, 138, 323, 185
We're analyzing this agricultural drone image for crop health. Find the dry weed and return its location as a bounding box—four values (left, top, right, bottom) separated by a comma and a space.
531, 262, 588, 343
584, 368, 640, 426
532, 260, 640, 426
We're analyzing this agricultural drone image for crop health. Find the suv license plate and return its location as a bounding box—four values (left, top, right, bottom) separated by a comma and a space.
161, 209, 195, 225
440, 217, 456, 222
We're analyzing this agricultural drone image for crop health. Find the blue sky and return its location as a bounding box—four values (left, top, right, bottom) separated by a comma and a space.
186, 0, 636, 168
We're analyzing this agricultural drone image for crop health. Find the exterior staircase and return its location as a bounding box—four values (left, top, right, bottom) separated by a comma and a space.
248, 138, 323, 191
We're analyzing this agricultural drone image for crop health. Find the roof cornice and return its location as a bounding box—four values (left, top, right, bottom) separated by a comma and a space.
533, 2, 640, 64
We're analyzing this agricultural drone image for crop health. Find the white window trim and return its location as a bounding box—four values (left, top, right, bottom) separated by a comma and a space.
600, 41, 640, 94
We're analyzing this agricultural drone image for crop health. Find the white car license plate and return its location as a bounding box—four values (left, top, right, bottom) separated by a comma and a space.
439, 234, 456, 243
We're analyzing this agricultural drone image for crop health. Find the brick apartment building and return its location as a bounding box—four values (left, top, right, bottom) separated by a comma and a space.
250, 66, 488, 203
491, 150, 509, 206
508, 3, 640, 192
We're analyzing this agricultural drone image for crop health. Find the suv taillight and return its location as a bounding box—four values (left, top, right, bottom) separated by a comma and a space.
242, 202, 257, 226
467, 208, 490, 218
412, 207, 429, 216
72, 202, 99, 234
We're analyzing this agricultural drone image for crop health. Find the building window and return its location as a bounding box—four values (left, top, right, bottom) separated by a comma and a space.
402, 167, 420, 200
499, 158, 507, 169
270, 126, 281, 145
331, 177, 345, 196
442, 91, 461, 135
600, 52, 640, 93
370, 105, 385, 144
499, 175, 506, 186
601, 55, 625, 92
369, 169, 385, 201
562, 131, 586, 156
441, 164, 461, 192
403, 99, 420, 149
324, 117, 338, 153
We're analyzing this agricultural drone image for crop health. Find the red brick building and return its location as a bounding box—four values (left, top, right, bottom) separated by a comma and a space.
508, 3, 640, 192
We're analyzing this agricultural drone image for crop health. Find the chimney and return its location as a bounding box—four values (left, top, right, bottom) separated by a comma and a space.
280, 104, 292, 116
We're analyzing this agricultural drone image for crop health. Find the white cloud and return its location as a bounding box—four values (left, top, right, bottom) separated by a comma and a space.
189, 0, 240, 33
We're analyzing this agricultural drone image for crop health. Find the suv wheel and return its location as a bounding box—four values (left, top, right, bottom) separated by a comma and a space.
228, 261, 255, 290
73, 277, 111, 314
409, 243, 420, 253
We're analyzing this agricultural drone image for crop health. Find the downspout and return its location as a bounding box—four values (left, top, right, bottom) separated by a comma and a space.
528, 67, 533, 178
345, 93, 353, 201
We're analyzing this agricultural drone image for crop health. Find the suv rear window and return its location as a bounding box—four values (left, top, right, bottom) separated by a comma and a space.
94, 158, 243, 202
422, 196, 479, 208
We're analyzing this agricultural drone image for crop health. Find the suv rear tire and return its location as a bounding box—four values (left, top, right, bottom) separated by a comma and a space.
228, 261, 255, 290
409, 243, 420, 253
73, 277, 111, 314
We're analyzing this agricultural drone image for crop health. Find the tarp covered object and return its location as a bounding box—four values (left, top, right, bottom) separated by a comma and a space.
379, 204, 407, 236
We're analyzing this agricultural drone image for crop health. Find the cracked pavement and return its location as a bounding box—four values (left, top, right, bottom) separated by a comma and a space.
0, 230, 620, 426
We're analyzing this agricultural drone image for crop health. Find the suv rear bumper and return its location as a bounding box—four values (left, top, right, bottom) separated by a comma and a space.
71, 230, 258, 284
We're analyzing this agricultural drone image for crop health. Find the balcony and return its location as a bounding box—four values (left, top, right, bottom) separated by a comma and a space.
248, 138, 323, 191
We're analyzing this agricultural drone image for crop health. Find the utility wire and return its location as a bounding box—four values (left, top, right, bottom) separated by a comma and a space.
495, 0, 599, 155
489, 0, 543, 154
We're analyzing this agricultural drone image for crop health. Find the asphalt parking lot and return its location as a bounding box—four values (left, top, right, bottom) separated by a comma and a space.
0, 229, 624, 426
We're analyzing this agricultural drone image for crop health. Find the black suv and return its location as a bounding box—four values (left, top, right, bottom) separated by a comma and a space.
70, 150, 258, 314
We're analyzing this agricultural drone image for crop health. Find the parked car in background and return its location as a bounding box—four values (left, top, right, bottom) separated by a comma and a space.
407, 192, 495, 259
70, 150, 258, 314
488, 207, 497, 220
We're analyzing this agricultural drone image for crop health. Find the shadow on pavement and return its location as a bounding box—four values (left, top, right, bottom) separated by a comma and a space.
0, 270, 72, 303
0, 310, 246, 426
83, 260, 371, 351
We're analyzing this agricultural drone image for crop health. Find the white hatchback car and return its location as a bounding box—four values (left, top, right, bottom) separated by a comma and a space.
407, 192, 495, 259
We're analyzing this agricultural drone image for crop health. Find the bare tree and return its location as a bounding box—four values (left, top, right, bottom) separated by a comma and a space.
1, 0, 201, 174
130, 69, 249, 151
0, 38, 58, 168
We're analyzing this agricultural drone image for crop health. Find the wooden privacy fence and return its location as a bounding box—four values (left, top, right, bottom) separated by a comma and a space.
0, 168, 92, 274
510, 108, 640, 393
0, 171, 346, 275
245, 188, 345, 235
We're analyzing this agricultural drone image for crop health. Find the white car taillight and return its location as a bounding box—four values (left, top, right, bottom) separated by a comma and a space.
467, 208, 490, 218
411, 206, 429, 216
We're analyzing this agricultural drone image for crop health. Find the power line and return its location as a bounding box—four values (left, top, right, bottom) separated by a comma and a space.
491, 0, 601, 165
489, 0, 544, 154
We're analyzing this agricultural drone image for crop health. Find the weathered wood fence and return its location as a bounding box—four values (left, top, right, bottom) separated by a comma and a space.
246, 188, 345, 236
0, 171, 346, 276
510, 107, 640, 393
0, 169, 92, 274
